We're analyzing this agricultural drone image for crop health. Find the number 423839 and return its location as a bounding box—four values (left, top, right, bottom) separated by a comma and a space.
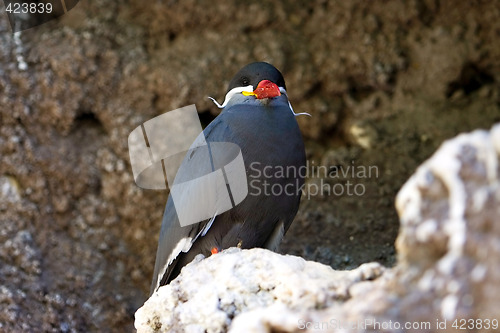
452, 318, 498, 330
5, 2, 53, 14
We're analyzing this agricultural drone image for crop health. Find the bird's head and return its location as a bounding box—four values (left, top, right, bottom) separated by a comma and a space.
209, 62, 287, 108
228, 62, 285, 100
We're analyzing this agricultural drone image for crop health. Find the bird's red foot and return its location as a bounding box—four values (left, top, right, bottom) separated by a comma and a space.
211, 247, 219, 255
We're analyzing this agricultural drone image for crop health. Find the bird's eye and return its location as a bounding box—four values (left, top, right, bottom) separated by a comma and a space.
241, 77, 250, 86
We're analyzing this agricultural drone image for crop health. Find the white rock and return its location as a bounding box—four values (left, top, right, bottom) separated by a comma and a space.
135, 248, 384, 333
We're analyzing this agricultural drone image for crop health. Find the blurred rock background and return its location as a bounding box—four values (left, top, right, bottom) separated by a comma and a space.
0, 0, 499, 331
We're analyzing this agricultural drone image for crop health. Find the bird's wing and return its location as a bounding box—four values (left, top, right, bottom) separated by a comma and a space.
150, 116, 231, 294
150, 197, 216, 294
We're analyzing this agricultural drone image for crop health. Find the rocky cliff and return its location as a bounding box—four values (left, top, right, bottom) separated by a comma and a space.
1, 1, 499, 331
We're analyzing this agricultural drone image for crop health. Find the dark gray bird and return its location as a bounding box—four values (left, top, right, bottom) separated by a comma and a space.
150, 62, 307, 294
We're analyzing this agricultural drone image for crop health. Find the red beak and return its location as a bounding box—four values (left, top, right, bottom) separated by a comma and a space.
243, 80, 281, 99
